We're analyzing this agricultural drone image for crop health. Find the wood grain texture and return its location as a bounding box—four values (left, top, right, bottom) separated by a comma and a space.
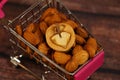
62, 0, 120, 16
8, 0, 120, 16
0, 1, 120, 80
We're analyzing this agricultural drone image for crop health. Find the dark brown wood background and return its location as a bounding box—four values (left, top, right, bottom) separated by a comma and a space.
0, 0, 120, 80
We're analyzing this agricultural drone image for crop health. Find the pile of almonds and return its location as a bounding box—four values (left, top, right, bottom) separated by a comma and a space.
15, 7, 98, 73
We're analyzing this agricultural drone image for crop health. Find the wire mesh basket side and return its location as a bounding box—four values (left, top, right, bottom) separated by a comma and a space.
5, 0, 103, 80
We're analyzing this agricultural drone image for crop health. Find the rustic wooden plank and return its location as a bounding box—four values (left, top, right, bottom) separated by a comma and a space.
62, 0, 120, 16
8, 0, 120, 16
2, 3, 29, 19
91, 71, 120, 80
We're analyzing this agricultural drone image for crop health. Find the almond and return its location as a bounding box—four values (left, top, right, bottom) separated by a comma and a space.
23, 31, 40, 46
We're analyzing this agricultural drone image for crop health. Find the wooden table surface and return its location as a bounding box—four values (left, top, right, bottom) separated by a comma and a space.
0, 1, 120, 80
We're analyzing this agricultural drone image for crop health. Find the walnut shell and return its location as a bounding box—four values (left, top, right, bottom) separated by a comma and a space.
46, 23, 75, 51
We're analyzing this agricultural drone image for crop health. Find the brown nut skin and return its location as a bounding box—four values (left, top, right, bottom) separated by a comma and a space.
16, 25, 27, 48
65, 20, 78, 29
75, 34, 86, 45
84, 44, 96, 58
53, 51, 71, 65
15, 25, 23, 36
40, 8, 59, 21
72, 50, 89, 65
38, 42, 50, 55
72, 45, 83, 55
87, 37, 98, 50
23, 31, 40, 46
34, 27, 44, 44
59, 12, 68, 21
42, 9, 61, 26
84, 37, 98, 58
26, 23, 36, 32
41, 8, 70, 26
65, 50, 89, 72
33, 43, 50, 63
39, 21, 48, 35
75, 27, 88, 38
23, 23, 44, 46
65, 60, 78, 72
44, 13, 61, 26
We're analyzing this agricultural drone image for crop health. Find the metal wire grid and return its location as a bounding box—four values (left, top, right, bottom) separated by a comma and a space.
3, 0, 103, 80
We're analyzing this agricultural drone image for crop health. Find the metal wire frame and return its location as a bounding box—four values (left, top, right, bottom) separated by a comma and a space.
3, 0, 103, 80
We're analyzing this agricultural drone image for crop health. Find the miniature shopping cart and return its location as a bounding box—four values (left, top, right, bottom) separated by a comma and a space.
2, 0, 104, 80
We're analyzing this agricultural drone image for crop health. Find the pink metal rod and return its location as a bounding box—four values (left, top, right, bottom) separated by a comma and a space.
0, 0, 7, 19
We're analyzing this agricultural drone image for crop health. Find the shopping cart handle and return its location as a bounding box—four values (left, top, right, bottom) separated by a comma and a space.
0, 0, 7, 19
